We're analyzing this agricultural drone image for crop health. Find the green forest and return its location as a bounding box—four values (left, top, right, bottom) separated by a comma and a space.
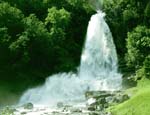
0, 0, 150, 115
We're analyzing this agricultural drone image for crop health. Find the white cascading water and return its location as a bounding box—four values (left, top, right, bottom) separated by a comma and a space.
79, 11, 121, 91
19, 11, 122, 106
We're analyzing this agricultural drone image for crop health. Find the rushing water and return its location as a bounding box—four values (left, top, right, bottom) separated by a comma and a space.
19, 11, 122, 106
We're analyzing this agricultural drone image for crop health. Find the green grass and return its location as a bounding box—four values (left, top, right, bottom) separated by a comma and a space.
110, 78, 150, 115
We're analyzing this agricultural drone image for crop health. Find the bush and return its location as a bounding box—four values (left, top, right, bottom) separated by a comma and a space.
143, 56, 150, 78
0, 2, 24, 37
144, 2, 150, 18
9, 14, 52, 69
126, 26, 150, 69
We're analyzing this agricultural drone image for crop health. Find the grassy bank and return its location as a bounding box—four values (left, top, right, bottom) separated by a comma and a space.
110, 78, 150, 115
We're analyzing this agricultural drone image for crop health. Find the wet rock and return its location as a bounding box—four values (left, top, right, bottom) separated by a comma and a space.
57, 102, 64, 108
89, 111, 99, 115
52, 111, 60, 114
97, 97, 106, 105
103, 103, 109, 108
85, 91, 112, 99
71, 108, 82, 113
121, 94, 130, 102
86, 91, 114, 112
114, 93, 129, 103
23, 102, 33, 109
21, 111, 27, 114
87, 98, 96, 105
85, 90, 130, 114
105, 112, 112, 115
89, 111, 109, 115
105, 96, 114, 104
95, 104, 103, 111
88, 105, 96, 111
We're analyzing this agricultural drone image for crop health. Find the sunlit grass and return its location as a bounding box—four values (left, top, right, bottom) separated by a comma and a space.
110, 78, 150, 115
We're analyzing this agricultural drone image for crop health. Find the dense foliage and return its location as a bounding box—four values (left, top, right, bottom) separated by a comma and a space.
103, 0, 150, 80
0, 0, 150, 84
126, 26, 150, 69
0, 0, 93, 83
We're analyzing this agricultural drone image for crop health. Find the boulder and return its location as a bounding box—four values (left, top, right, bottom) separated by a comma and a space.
88, 106, 96, 111
114, 93, 129, 103
23, 102, 33, 109
87, 98, 96, 105
85, 91, 113, 99
57, 102, 63, 108
70, 108, 82, 113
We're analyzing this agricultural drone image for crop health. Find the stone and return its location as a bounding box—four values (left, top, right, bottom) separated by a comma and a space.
104, 103, 109, 108
23, 102, 33, 109
87, 105, 96, 111
105, 96, 114, 103
96, 104, 103, 111
97, 97, 106, 104
89, 111, 99, 115
71, 108, 82, 113
57, 102, 64, 108
105, 112, 112, 115
85, 91, 112, 99
121, 94, 129, 102
21, 111, 27, 114
114, 93, 129, 103
87, 98, 96, 105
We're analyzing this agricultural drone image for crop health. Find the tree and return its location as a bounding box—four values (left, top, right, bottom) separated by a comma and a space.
2, 0, 46, 19
144, 2, 150, 24
45, 7, 70, 48
45, 7, 70, 28
0, 2, 24, 67
123, 5, 139, 30
0, 27, 10, 44
126, 26, 150, 69
143, 55, 150, 78
9, 14, 52, 69
145, 2, 150, 18
0, 27, 11, 66
0, 2, 24, 38
45, 7, 76, 72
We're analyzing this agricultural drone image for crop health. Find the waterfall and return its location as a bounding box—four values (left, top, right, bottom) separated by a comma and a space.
19, 11, 122, 106
79, 11, 121, 90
